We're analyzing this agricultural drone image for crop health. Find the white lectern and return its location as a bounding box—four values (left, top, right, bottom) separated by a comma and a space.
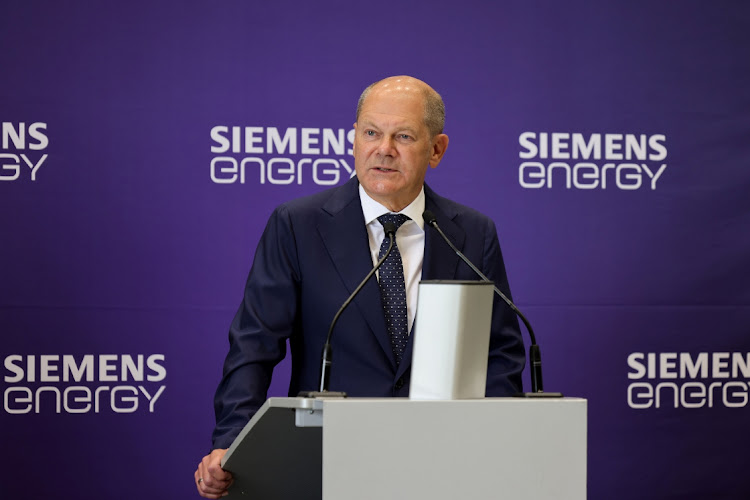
221, 397, 587, 499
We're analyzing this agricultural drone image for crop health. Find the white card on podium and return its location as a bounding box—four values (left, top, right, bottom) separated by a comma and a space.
409, 280, 494, 400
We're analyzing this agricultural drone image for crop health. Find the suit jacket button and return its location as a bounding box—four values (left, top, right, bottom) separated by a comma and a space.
395, 378, 404, 390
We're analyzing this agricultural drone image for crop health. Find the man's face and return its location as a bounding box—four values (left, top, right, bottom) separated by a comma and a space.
353, 84, 447, 212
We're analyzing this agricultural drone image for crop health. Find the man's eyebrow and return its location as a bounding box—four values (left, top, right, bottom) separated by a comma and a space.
359, 120, 419, 136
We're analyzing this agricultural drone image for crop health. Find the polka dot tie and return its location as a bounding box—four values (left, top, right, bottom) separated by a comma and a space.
377, 213, 410, 366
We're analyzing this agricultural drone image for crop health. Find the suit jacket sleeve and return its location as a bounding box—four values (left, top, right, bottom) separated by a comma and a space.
211, 204, 300, 449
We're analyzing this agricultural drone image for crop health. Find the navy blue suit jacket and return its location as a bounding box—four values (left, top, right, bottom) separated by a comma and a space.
212, 178, 525, 449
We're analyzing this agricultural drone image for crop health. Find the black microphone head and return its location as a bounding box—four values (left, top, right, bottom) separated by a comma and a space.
383, 221, 397, 236
422, 210, 437, 227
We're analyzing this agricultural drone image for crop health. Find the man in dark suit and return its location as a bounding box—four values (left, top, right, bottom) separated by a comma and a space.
195, 76, 525, 499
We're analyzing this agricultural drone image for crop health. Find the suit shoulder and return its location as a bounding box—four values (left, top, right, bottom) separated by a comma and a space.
275, 178, 358, 218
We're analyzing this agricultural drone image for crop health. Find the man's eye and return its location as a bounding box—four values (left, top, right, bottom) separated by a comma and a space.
365, 130, 376, 136
399, 134, 412, 140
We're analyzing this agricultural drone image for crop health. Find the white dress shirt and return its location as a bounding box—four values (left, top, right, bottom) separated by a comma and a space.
359, 184, 425, 334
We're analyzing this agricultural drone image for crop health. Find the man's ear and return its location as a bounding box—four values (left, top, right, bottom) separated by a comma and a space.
429, 134, 449, 168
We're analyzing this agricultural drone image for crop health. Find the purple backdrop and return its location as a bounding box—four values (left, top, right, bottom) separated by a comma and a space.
2, 1, 749, 498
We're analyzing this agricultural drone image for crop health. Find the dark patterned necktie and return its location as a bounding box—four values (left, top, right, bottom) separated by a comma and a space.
377, 213, 411, 365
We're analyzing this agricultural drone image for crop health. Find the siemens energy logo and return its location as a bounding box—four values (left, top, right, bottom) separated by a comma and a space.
3, 354, 166, 414
518, 132, 667, 190
627, 352, 750, 409
1, 122, 49, 182
210, 126, 356, 186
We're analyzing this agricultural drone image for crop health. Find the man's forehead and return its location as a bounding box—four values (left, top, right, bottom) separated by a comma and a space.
358, 101, 424, 129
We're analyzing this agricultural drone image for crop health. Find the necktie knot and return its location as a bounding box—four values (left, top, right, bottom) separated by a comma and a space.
378, 213, 410, 231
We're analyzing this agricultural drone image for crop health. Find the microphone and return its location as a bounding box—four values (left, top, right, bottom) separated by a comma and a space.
300, 221, 398, 397
422, 209, 561, 397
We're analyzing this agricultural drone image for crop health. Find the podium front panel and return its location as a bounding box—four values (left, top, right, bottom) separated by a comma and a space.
322, 398, 586, 500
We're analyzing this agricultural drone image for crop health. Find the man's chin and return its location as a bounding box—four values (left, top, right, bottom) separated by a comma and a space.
363, 180, 402, 196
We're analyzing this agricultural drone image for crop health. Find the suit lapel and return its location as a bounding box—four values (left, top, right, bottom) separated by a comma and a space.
421, 197, 464, 282
317, 179, 396, 369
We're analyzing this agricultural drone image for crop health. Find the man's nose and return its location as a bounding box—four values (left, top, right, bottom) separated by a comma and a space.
376, 136, 396, 156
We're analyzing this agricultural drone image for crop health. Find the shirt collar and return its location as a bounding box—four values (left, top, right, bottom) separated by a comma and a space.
359, 184, 425, 231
